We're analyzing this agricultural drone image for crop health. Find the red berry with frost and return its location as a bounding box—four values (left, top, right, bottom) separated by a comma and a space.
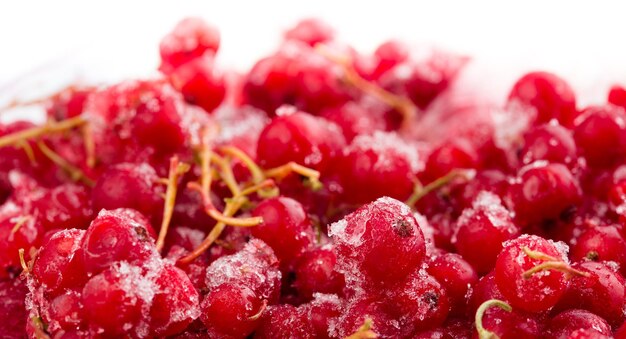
426, 253, 478, 315
570, 225, 626, 275
0, 278, 28, 338
494, 235, 576, 313
546, 309, 612, 339
150, 265, 200, 337
80, 208, 157, 274
454, 191, 518, 274
28, 183, 93, 231
388, 271, 450, 333
81, 263, 149, 336
421, 138, 479, 184
204, 239, 281, 303
254, 304, 313, 339
251, 197, 314, 265
555, 261, 625, 326
519, 123, 577, 166
0, 204, 42, 279
337, 131, 422, 203
159, 17, 220, 73
474, 300, 542, 339
256, 111, 346, 174
293, 245, 344, 299
330, 197, 426, 285
200, 283, 263, 339
508, 162, 582, 225
573, 105, 626, 168
32, 229, 86, 294
301, 294, 342, 339
320, 102, 384, 141
47, 290, 85, 331
507, 71, 577, 126
92, 163, 164, 222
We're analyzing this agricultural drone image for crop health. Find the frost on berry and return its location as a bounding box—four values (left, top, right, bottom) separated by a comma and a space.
205, 239, 281, 303
329, 197, 426, 287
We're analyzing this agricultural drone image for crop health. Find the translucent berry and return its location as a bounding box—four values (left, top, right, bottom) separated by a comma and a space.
159, 17, 220, 73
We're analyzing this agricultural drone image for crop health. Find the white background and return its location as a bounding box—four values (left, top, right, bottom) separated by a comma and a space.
1, 0, 626, 109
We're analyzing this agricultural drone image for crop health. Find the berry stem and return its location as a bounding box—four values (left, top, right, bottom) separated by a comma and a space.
156, 156, 190, 252
475, 299, 512, 339
18, 248, 29, 274
406, 168, 475, 206
36, 141, 95, 186
211, 152, 241, 197
0, 116, 86, 148
344, 318, 378, 339
315, 43, 418, 130
177, 196, 245, 265
81, 123, 96, 168
247, 299, 268, 321
522, 261, 590, 279
264, 161, 322, 190
10, 215, 30, 236
220, 145, 265, 184
522, 247, 559, 261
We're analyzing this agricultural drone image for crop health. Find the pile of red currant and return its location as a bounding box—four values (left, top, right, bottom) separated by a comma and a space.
1, 17, 626, 338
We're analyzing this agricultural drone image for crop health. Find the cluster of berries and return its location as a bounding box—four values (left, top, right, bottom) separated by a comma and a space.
0, 17, 625, 339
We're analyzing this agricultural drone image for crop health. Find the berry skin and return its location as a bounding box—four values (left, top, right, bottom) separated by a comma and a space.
284, 18, 335, 47
508, 162, 582, 225
320, 102, 384, 142
200, 284, 264, 339
204, 239, 282, 303
150, 265, 200, 337
475, 304, 542, 339
507, 71, 577, 126
292, 245, 344, 300
80, 208, 157, 274
454, 191, 519, 275
546, 309, 612, 339
426, 253, 478, 315
420, 138, 479, 184
28, 183, 93, 231
0, 204, 42, 279
250, 196, 314, 265
388, 271, 451, 333
0, 278, 28, 338
494, 235, 572, 313
519, 123, 577, 166
81, 263, 150, 336
91, 163, 164, 222
159, 17, 220, 73
337, 131, 422, 204
608, 85, 626, 108
573, 105, 626, 168
47, 290, 85, 332
254, 304, 314, 339
301, 294, 342, 339
570, 225, 626, 276
169, 55, 226, 113
329, 197, 426, 286
554, 261, 625, 326
256, 111, 346, 174
32, 229, 86, 294
130, 94, 186, 154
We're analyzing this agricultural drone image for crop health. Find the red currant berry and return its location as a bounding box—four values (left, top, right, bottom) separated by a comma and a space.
329, 197, 426, 285
251, 196, 314, 265
284, 18, 335, 47
200, 283, 263, 339
573, 105, 626, 168
507, 71, 577, 126
159, 17, 220, 73
494, 235, 573, 313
